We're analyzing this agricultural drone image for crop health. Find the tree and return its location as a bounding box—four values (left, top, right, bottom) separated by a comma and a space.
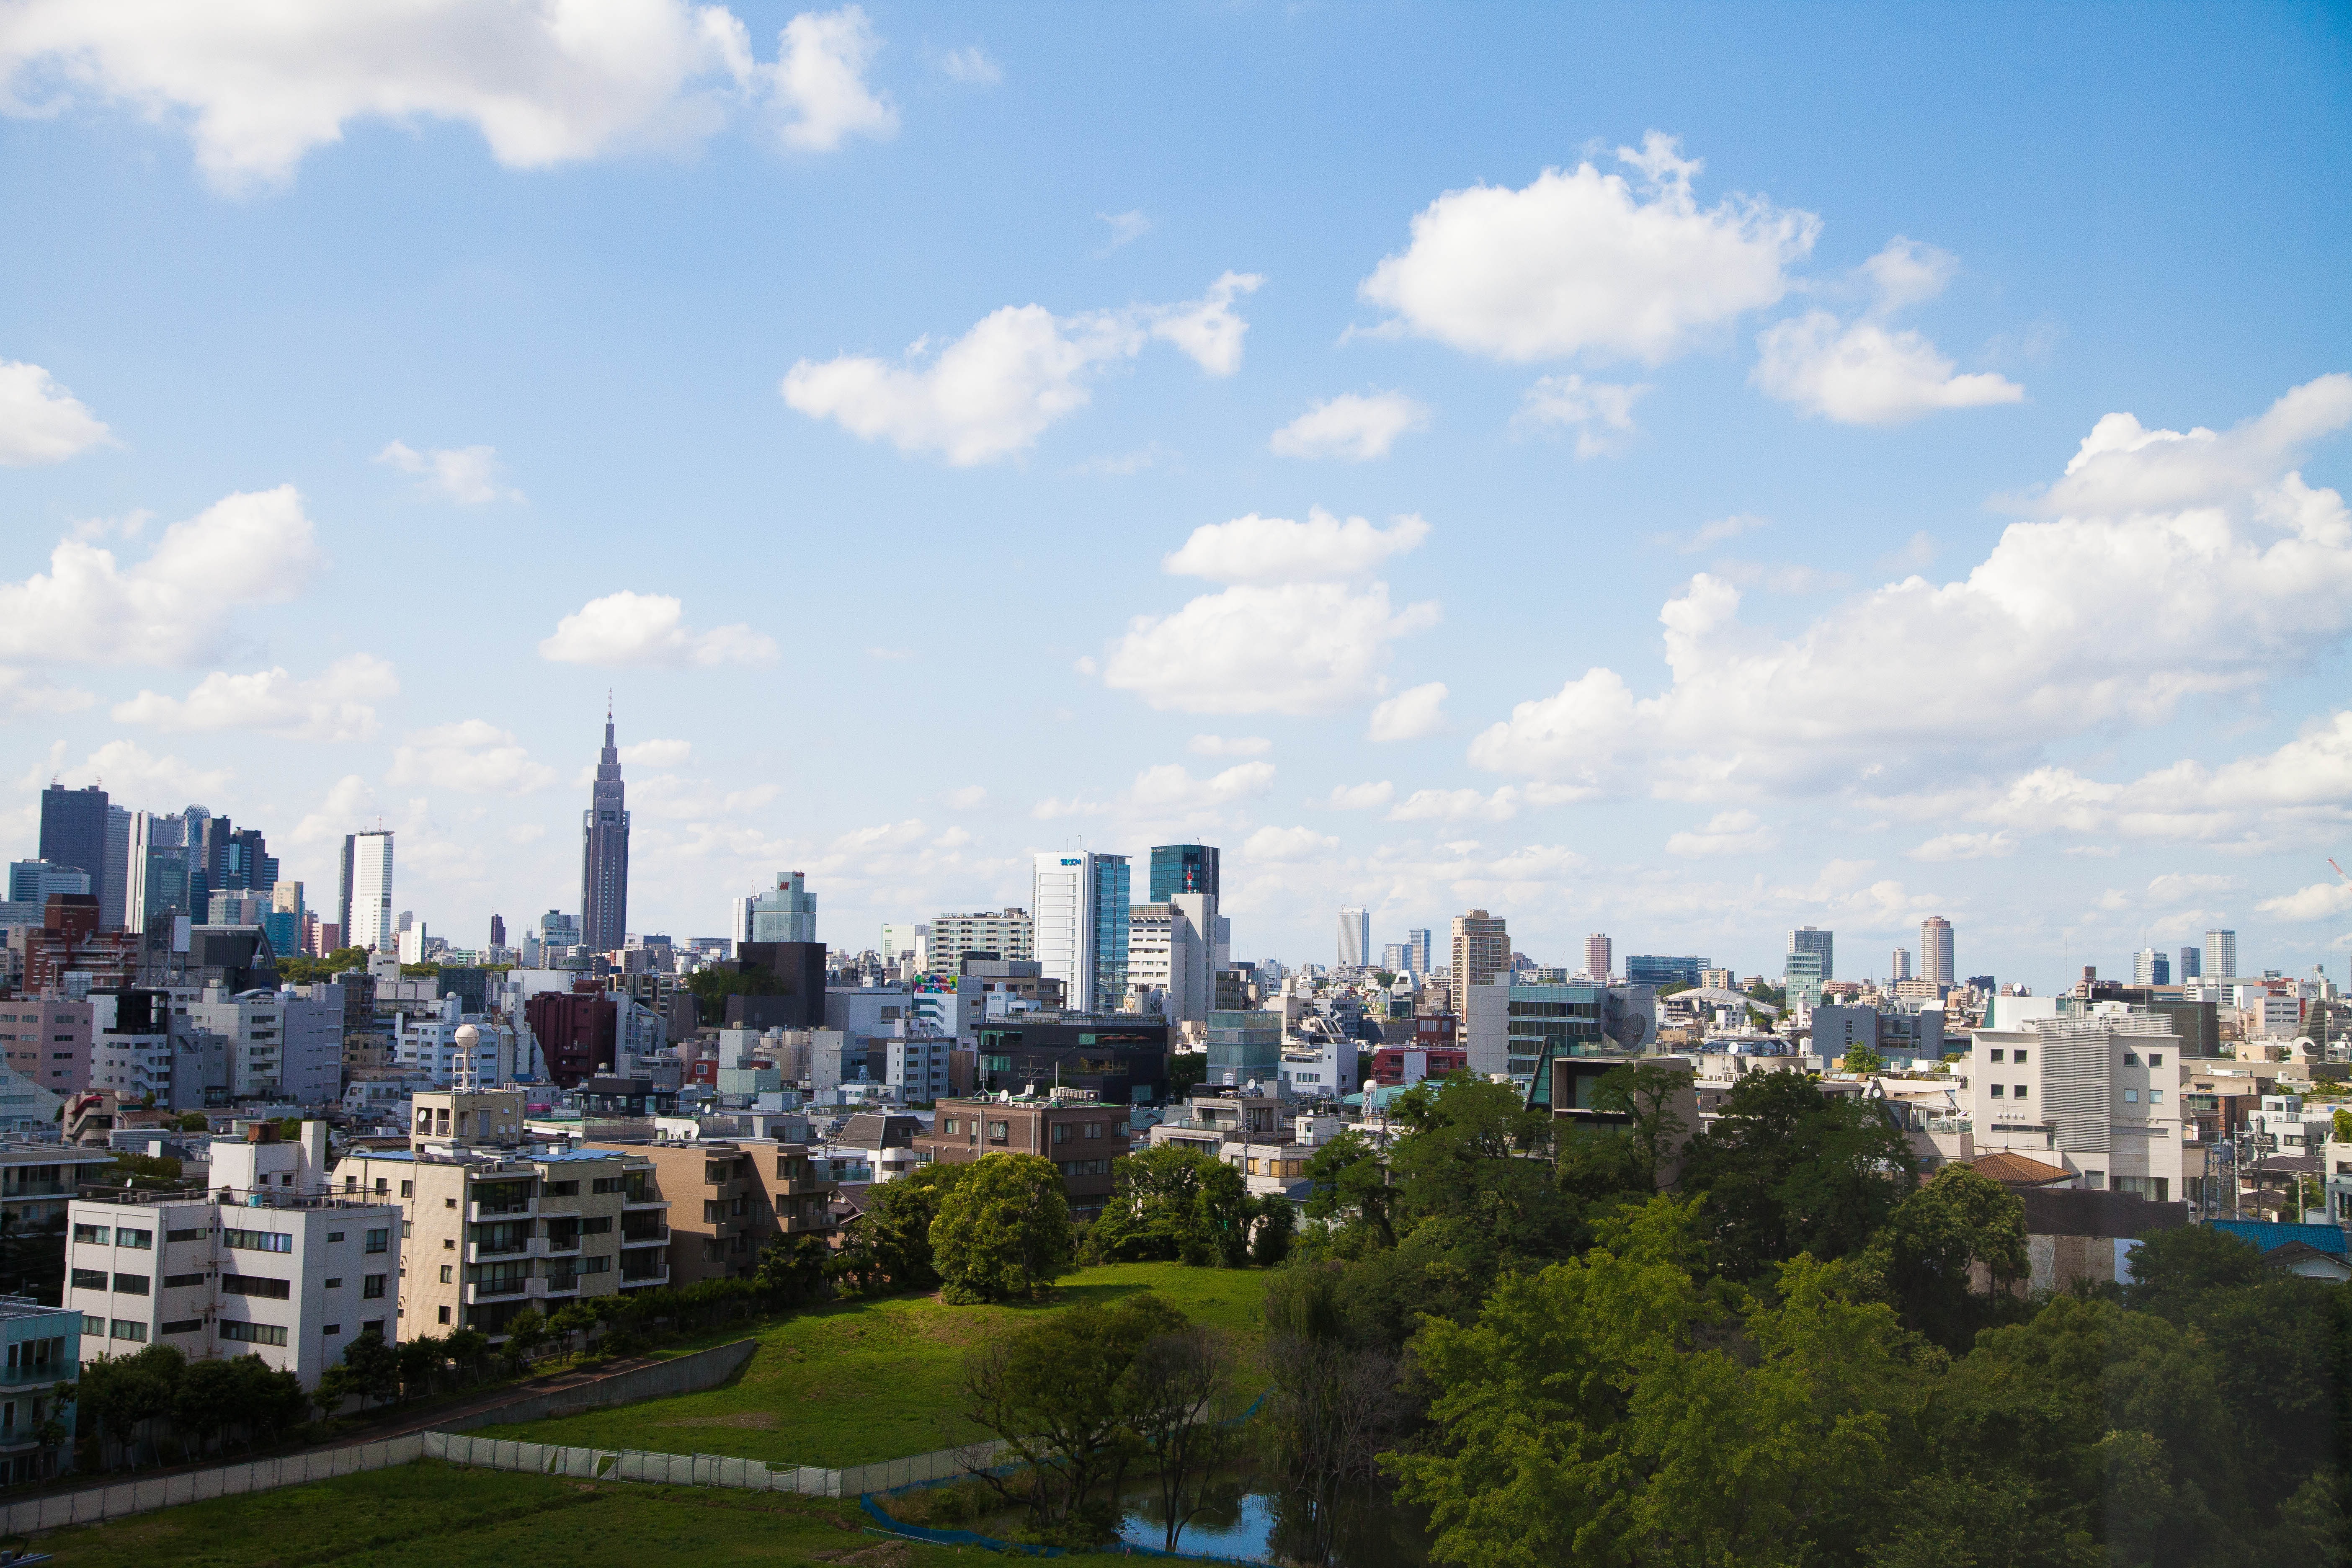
1123, 1325, 1241, 1552
1249, 1196, 1295, 1266
754, 1233, 832, 1305
1858, 1163, 2027, 1351
835, 1163, 965, 1295
500, 1310, 549, 1369
1300, 1131, 1394, 1249
1091, 1144, 1249, 1266
443, 1328, 490, 1383
1385, 1075, 1573, 1258
176, 1111, 209, 1133
395, 1333, 446, 1399
931, 1153, 1075, 1304
1841, 1040, 1887, 1075
1263, 1265, 1404, 1565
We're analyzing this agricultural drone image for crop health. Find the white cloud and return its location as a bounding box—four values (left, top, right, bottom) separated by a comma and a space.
1243, 825, 1338, 861
375, 440, 522, 504
1668, 513, 1767, 553
1358, 133, 1818, 365
940, 45, 999, 85
1127, 761, 1276, 813
1906, 830, 2017, 862
781, 273, 1262, 464
574, 737, 694, 783
1326, 781, 1394, 811
1388, 786, 1520, 823
52, 738, 232, 803
0, 671, 93, 715
1514, 375, 1648, 457
2258, 879, 2352, 922
1162, 508, 1428, 583
768, 5, 895, 152
111, 655, 398, 741
1269, 392, 1430, 462
1367, 681, 1447, 742
1752, 240, 2024, 425
1031, 794, 1109, 820
1666, 809, 1778, 857
1101, 581, 1439, 716
388, 720, 556, 795
943, 784, 987, 809
0, 359, 111, 464
290, 773, 378, 845
0, 2, 904, 193
1097, 209, 1150, 252
1188, 735, 1271, 758
0, 485, 320, 664
538, 590, 777, 667
1469, 378, 2352, 805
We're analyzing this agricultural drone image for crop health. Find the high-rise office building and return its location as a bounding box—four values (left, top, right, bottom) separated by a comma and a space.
100, 805, 129, 930
2132, 947, 2171, 985
1583, 933, 1612, 982
1405, 928, 1432, 975
1034, 852, 1129, 1013
128, 810, 191, 931
1920, 916, 1954, 987
8, 859, 89, 903
1784, 949, 1828, 1007
2204, 929, 2237, 981
343, 830, 395, 952
1148, 844, 1219, 902
1338, 907, 1370, 969
489, 914, 506, 949
580, 709, 632, 954
2178, 946, 2202, 980
1452, 909, 1509, 993
1788, 926, 1835, 981
38, 784, 108, 902
744, 872, 816, 943
1890, 947, 1914, 982
928, 909, 1033, 975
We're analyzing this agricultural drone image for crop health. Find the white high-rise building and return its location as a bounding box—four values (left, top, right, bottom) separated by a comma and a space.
880, 923, 929, 975
1128, 892, 1216, 1022
344, 830, 395, 953
1788, 925, 1835, 980
2205, 929, 2238, 981
1584, 933, 1612, 983
1890, 947, 1914, 982
1920, 916, 1955, 987
1033, 852, 1127, 1013
1337, 907, 1370, 969
928, 909, 1033, 976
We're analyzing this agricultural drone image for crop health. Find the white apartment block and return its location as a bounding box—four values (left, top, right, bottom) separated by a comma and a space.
1968, 1011, 2184, 1201
928, 909, 1034, 976
1128, 893, 1215, 1022
65, 1122, 400, 1388
885, 1029, 954, 1104
187, 989, 342, 1104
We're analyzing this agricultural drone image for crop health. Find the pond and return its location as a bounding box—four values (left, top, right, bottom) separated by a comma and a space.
1113, 1475, 1429, 1568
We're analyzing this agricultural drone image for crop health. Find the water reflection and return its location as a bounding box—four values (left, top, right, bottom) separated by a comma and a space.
1113, 1475, 1428, 1568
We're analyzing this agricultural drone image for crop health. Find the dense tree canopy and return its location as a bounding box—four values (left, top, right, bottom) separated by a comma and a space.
932, 1153, 1075, 1303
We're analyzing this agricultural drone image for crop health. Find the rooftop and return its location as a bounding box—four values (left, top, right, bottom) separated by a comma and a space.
1965, 1151, 2074, 1187
0, 1295, 73, 1323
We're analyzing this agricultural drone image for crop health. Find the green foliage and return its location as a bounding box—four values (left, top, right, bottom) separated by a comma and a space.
399, 961, 441, 977
1856, 1163, 2028, 1351
1676, 1069, 1918, 1280
78, 1345, 308, 1467
752, 1233, 832, 1305
273, 946, 367, 985
1249, 1196, 1295, 1266
683, 963, 783, 1023
1090, 1143, 1251, 1266
1841, 1040, 1887, 1074
2336, 1106, 2352, 1143
931, 1153, 1076, 1302
833, 1162, 966, 1295
1166, 1050, 1209, 1098
105, 1151, 185, 1189
1301, 1129, 1395, 1248
176, 1111, 210, 1132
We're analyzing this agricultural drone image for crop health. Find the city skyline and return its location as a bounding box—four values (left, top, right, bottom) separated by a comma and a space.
0, 6, 2346, 985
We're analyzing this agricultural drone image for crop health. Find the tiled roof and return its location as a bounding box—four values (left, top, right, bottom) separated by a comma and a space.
1966, 1151, 2073, 1186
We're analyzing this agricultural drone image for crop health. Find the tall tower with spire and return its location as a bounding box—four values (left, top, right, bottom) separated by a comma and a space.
580, 704, 631, 954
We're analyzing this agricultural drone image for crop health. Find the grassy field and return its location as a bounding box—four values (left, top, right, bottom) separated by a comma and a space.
469, 1261, 1271, 1467
30, 1459, 1143, 1568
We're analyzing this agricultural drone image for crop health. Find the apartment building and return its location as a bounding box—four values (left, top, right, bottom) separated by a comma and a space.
1968, 1011, 2186, 1200
65, 1121, 400, 1388
186, 988, 342, 1104
0, 1296, 79, 1484
0, 1143, 117, 1230
594, 1140, 835, 1287
913, 1095, 1131, 1213
333, 1089, 670, 1339
0, 1000, 88, 1093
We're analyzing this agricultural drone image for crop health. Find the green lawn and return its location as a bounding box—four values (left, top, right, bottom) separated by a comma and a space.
31, 1459, 1139, 1568
469, 1261, 1271, 1467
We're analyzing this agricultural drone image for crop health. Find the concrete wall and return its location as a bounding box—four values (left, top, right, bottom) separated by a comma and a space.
438, 1337, 757, 1431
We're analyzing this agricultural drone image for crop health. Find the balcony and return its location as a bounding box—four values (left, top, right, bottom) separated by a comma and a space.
780, 1212, 833, 1235
620, 1195, 668, 1211
618, 1225, 669, 1247
467, 1197, 535, 1222
466, 1240, 529, 1264
463, 1277, 532, 1302
773, 1177, 833, 1197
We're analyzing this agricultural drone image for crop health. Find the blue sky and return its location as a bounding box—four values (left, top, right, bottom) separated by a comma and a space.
2, 1, 2348, 988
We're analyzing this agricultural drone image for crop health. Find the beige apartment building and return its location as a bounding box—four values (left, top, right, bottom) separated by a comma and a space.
333, 1089, 671, 1339
594, 1140, 835, 1288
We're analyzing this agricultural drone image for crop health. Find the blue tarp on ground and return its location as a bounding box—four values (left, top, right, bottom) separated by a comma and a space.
2206, 1219, 2347, 1255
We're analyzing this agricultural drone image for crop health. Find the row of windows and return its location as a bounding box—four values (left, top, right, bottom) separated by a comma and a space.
71, 1224, 151, 1249
70, 1269, 148, 1295
221, 1274, 291, 1300
220, 1321, 287, 1346
223, 1229, 291, 1253
1056, 1159, 1112, 1177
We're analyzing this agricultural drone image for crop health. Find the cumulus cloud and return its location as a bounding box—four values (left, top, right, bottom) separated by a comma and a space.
375, 440, 522, 504
1326, 781, 1395, 811
573, 736, 694, 784
1188, 735, 1271, 758
1097, 209, 1150, 252
1752, 238, 2024, 424
1906, 830, 2017, 862
52, 739, 232, 803
290, 773, 378, 845
0, 1, 893, 193
1367, 682, 1447, 742
0, 359, 111, 464
781, 272, 1262, 464
1388, 786, 1520, 823
0, 671, 93, 715
1666, 810, 1778, 857
538, 590, 777, 667
1161, 509, 1428, 583
1469, 377, 2352, 805
1358, 133, 1818, 365
1269, 392, 1431, 462
111, 655, 398, 741
1128, 761, 1276, 812
388, 720, 556, 794
943, 784, 987, 809
1243, 824, 1338, 861
0, 485, 320, 664
1514, 375, 1648, 456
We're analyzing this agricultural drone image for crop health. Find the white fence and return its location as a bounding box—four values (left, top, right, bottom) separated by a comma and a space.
0, 1435, 426, 1535
426, 1428, 1009, 1498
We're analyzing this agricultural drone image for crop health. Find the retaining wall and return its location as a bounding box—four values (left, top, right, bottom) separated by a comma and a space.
438, 1338, 759, 1431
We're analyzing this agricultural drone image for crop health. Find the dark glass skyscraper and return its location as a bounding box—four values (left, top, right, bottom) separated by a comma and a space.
39, 783, 108, 889
580, 708, 631, 954
1148, 843, 1219, 902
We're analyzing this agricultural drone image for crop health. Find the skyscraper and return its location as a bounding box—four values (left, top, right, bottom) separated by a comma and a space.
38, 783, 107, 899
2133, 947, 2171, 985
101, 804, 129, 930
1788, 925, 1835, 980
489, 914, 506, 949
1148, 844, 1219, 902
1034, 851, 1129, 1013
2179, 946, 2202, 980
1337, 907, 1370, 969
580, 708, 632, 954
129, 809, 191, 931
1920, 916, 1954, 987
2205, 929, 2236, 981
1583, 933, 1612, 982
745, 872, 817, 942
1890, 947, 1914, 981
344, 830, 394, 952
1406, 927, 1432, 975
1452, 909, 1509, 993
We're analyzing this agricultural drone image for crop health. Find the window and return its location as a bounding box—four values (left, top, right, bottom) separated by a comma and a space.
1052, 1124, 1069, 1145
703, 1200, 725, 1224
2149, 1054, 2164, 1068
323, 1325, 340, 1336
445, 1198, 457, 1209
592, 1176, 623, 1194
365, 1229, 389, 1254
1084, 1123, 1103, 1139
1988, 1048, 2004, 1063
1989, 1084, 2005, 1098
2123, 1088, 2139, 1103
941, 1118, 958, 1136
2014, 1051, 2029, 1066
364, 1275, 386, 1299
2150, 1089, 2164, 1103
220, 1321, 287, 1346
399, 1180, 413, 1197
437, 1305, 451, 1324
164, 1272, 204, 1288
161, 1319, 202, 1335
223, 1229, 292, 1254
988, 1121, 1009, 1143
578, 1255, 611, 1274
544, 1180, 578, 1197
70, 1268, 105, 1291
324, 1277, 343, 1289
110, 1320, 147, 1342
2014, 1085, 2029, 1099
115, 1228, 151, 1250
221, 1275, 291, 1300
326, 1231, 344, 1243
165, 1227, 207, 1243
365, 1319, 384, 1338
580, 1216, 612, 1234
72, 1223, 107, 1246
113, 1273, 149, 1295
